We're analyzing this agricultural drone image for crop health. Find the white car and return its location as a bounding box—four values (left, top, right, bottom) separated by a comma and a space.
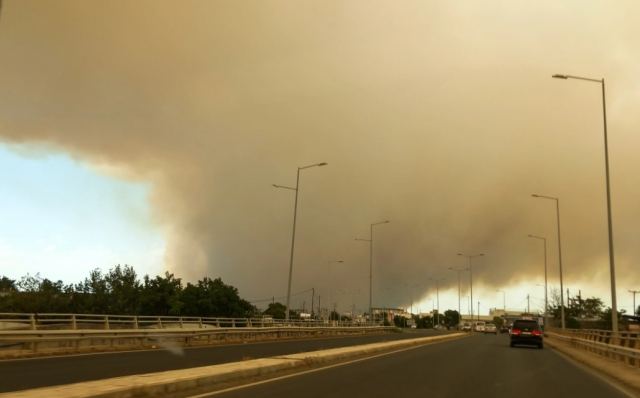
461, 322, 472, 332
474, 321, 486, 332
484, 323, 497, 334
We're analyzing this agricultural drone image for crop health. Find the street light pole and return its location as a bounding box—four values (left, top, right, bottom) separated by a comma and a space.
449, 267, 468, 324
552, 73, 618, 333
356, 220, 390, 324
532, 194, 565, 330
273, 162, 327, 321
528, 234, 549, 328
457, 253, 484, 320
429, 277, 445, 327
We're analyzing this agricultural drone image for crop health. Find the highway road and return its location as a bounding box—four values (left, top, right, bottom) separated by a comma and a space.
207, 333, 630, 398
0, 329, 440, 393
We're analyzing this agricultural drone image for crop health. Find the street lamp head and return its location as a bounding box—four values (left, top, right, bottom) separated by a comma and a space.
317, 162, 328, 167
552, 74, 568, 79
531, 194, 540, 197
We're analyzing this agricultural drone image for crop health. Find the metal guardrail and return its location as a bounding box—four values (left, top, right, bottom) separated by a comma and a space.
547, 328, 640, 368
0, 312, 380, 331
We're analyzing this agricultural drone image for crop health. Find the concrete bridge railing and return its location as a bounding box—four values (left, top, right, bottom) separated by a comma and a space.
0, 312, 379, 331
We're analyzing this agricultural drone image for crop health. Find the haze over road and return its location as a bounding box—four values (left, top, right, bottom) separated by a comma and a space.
212, 334, 629, 398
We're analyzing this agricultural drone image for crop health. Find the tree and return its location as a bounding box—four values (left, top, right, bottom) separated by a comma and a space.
393, 315, 407, 328
105, 265, 141, 314
582, 297, 604, 318
263, 302, 286, 319
492, 316, 504, 328
76, 269, 111, 313
600, 307, 625, 331
443, 310, 460, 328
180, 277, 256, 317
1, 268, 258, 318
415, 314, 432, 329
139, 272, 184, 315
0, 276, 16, 292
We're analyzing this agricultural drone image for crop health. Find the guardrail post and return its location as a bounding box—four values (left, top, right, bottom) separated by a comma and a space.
104, 315, 110, 330
71, 314, 77, 330
179, 317, 184, 329
231, 319, 235, 328
158, 317, 163, 329
199, 317, 203, 329
134, 316, 139, 329
247, 318, 252, 327
30, 314, 36, 330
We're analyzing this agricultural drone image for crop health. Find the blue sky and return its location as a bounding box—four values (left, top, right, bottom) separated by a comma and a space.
0, 145, 165, 284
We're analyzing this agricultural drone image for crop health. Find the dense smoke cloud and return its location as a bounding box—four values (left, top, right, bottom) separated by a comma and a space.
0, 1, 639, 311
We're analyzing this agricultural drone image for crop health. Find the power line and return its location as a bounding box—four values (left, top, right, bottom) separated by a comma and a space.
249, 288, 314, 304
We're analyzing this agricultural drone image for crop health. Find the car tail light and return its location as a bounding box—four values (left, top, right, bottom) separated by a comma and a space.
532, 330, 542, 336
511, 328, 521, 336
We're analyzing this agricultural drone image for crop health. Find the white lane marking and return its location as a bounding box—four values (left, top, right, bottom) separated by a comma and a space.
186, 339, 458, 398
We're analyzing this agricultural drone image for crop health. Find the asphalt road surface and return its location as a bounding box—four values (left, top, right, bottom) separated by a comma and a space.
209, 333, 630, 398
0, 329, 440, 393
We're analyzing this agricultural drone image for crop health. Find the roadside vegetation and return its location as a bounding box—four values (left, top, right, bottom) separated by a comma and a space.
0, 265, 257, 318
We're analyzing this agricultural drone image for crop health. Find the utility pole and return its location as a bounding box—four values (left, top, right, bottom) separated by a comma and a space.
429, 277, 445, 327
449, 267, 468, 325
552, 73, 619, 334
527, 294, 530, 314
273, 162, 327, 321
356, 221, 390, 324
528, 234, 549, 329
432, 300, 435, 328
630, 290, 640, 316
458, 253, 484, 321
477, 301, 480, 321
311, 288, 315, 318
532, 194, 566, 329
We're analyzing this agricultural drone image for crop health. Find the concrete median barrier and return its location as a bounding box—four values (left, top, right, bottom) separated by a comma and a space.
1, 332, 465, 398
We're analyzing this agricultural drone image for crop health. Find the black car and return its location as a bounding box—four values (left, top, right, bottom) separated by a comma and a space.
509, 319, 543, 349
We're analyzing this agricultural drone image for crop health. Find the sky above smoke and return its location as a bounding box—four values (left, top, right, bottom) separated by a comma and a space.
0, 1, 639, 314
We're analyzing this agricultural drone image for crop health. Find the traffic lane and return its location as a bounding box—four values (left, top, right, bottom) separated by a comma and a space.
0, 328, 442, 392
214, 333, 628, 398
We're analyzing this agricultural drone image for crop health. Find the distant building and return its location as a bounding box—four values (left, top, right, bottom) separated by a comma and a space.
371, 307, 409, 321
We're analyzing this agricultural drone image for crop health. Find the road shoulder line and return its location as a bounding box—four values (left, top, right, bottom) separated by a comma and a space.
546, 336, 640, 397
